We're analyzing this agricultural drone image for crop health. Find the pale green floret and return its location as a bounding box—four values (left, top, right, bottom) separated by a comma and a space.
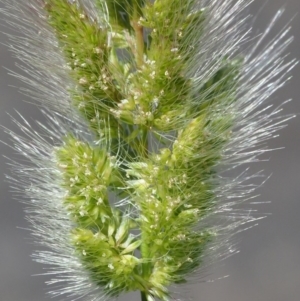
56, 136, 144, 294
51, 0, 241, 300
45, 0, 127, 141
139, 0, 205, 130
56, 136, 123, 226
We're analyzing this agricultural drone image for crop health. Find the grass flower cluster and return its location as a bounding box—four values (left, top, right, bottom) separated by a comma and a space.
0, 1, 295, 301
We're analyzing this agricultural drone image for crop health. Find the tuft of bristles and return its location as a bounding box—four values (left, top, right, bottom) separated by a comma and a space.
0, 1, 296, 301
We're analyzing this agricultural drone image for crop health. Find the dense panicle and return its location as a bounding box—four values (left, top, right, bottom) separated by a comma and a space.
0, 1, 296, 301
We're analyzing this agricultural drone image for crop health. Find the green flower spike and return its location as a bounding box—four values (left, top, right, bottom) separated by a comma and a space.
1, 1, 295, 301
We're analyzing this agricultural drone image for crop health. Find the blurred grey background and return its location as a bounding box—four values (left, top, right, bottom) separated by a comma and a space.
0, 1, 299, 301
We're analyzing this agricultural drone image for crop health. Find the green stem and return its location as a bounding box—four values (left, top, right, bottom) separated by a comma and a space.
132, 3, 144, 68
132, 4, 149, 299
135, 22, 144, 67
141, 291, 147, 301
140, 126, 151, 279
141, 127, 149, 158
